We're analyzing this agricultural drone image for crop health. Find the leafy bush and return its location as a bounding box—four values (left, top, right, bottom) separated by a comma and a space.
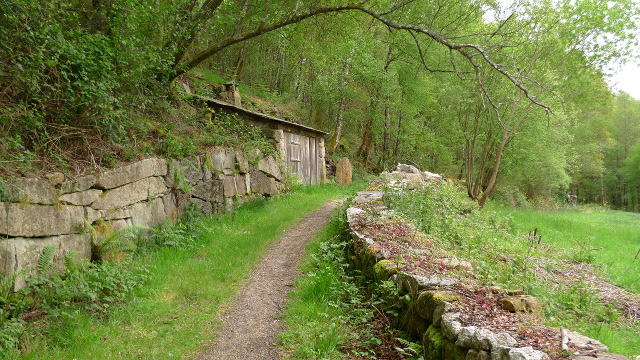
0, 0, 175, 169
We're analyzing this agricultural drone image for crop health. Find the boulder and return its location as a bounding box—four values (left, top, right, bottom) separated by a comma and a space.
390, 172, 426, 189
424, 171, 444, 182
235, 174, 248, 195
166, 158, 203, 189
508, 347, 548, 360
499, 295, 539, 313
129, 197, 166, 227
96, 158, 167, 189
235, 151, 250, 173
45, 172, 65, 185
396, 163, 421, 174
565, 329, 608, 353
0, 202, 86, 237
442, 312, 463, 340
0, 233, 92, 289
162, 193, 178, 221
455, 329, 515, 353
100, 207, 132, 221
61, 174, 97, 194
414, 274, 457, 288
415, 290, 460, 322
438, 257, 474, 271
209, 149, 236, 175
468, 349, 491, 360
223, 176, 237, 197
59, 189, 102, 206
257, 156, 282, 180
191, 177, 224, 203
190, 198, 213, 213
373, 259, 399, 280
335, 157, 353, 185
251, 171, 279, 195
351, 191, 384, 206
10, 177, 57, 204
272, 130, 287, 162
91, 176, 168, 210
571, 355, 628, 360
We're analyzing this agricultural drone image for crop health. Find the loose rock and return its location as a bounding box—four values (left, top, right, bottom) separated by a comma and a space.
335, 157, 353, 185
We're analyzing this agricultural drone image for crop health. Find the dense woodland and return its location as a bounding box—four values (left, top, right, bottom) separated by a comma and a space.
2, 0, 640, 209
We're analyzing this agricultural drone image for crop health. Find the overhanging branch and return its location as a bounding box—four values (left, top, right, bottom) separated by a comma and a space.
173, 2, 551, 113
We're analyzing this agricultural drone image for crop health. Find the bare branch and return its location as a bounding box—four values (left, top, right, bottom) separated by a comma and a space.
409, 31, 468, 74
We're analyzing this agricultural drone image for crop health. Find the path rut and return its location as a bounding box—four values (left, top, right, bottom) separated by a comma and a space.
195, 199, 343, 360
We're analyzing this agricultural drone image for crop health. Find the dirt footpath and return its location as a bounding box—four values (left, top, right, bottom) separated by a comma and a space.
195, 200, 343, 360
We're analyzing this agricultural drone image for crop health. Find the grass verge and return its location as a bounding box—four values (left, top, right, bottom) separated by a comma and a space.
280, 206, 423, 360
6, 184, 357, 360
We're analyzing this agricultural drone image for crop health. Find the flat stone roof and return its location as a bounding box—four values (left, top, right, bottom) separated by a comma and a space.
199, 96, 328, 136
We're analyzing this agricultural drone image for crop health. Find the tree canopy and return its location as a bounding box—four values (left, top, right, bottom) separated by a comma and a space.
1, 0, 640, 208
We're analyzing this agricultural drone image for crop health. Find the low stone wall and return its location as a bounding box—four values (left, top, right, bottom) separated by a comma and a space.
345, 170, 628, 360
0, 149, 286, 289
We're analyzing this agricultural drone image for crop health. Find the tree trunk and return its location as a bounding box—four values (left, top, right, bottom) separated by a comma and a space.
331, 98, 345, 153
478, 132, 510, 207
380, 104, 391, 169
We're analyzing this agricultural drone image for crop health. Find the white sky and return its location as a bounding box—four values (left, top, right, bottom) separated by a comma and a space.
608, 62, 640, 100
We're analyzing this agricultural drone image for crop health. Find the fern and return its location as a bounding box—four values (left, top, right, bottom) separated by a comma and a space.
37, 245, 56, 275
63, 251, 78, 273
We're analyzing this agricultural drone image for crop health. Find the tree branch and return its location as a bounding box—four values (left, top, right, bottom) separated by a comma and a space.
173, 2, 551, 112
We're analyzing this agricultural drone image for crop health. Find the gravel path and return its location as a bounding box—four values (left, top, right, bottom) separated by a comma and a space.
195, 200, 343, 360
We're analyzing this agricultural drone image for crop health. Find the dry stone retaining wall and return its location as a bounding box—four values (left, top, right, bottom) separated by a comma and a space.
345, 167, 629, 360
0, 149, 286, 289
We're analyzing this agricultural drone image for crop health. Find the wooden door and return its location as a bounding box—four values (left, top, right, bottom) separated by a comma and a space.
284, 132, 319, 184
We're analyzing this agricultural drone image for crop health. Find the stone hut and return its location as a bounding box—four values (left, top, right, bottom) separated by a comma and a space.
203, 97, 327, 185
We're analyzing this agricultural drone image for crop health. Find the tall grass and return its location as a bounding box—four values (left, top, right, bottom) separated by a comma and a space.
9, 185, 357, 360
493, 205, 640, 294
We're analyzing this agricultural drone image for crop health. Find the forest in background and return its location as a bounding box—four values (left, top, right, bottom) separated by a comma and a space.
2, 0, 640, 210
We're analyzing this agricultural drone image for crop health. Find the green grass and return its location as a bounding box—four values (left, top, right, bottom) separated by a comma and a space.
493, 205, 640, 294
279, 212, 354, 360
9, 184, 358, 360
491, 205, 640, 356
280, 206, 420, 360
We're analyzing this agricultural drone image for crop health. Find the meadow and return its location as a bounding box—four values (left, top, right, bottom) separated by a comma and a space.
494, 205, 640, 294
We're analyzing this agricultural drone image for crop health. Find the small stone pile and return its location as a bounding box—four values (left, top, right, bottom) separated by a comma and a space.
345, 164, 629, 360
0, 150, 285, 289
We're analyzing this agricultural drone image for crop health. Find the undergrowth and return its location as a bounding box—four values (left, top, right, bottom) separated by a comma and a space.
384, 181, 640, 356
281, 207, 423, 360
0, 204, 204, 355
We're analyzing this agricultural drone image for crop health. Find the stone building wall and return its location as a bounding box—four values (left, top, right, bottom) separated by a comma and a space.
0, 148, 286, 289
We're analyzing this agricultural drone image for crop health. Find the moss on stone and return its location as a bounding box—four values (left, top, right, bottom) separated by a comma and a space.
423, 325, 445, 360
93, 219, 115, 237
443, 337, 467, 360
415, 290, 460, 322
423, 324, 466, 360
373, 259, 398, 280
